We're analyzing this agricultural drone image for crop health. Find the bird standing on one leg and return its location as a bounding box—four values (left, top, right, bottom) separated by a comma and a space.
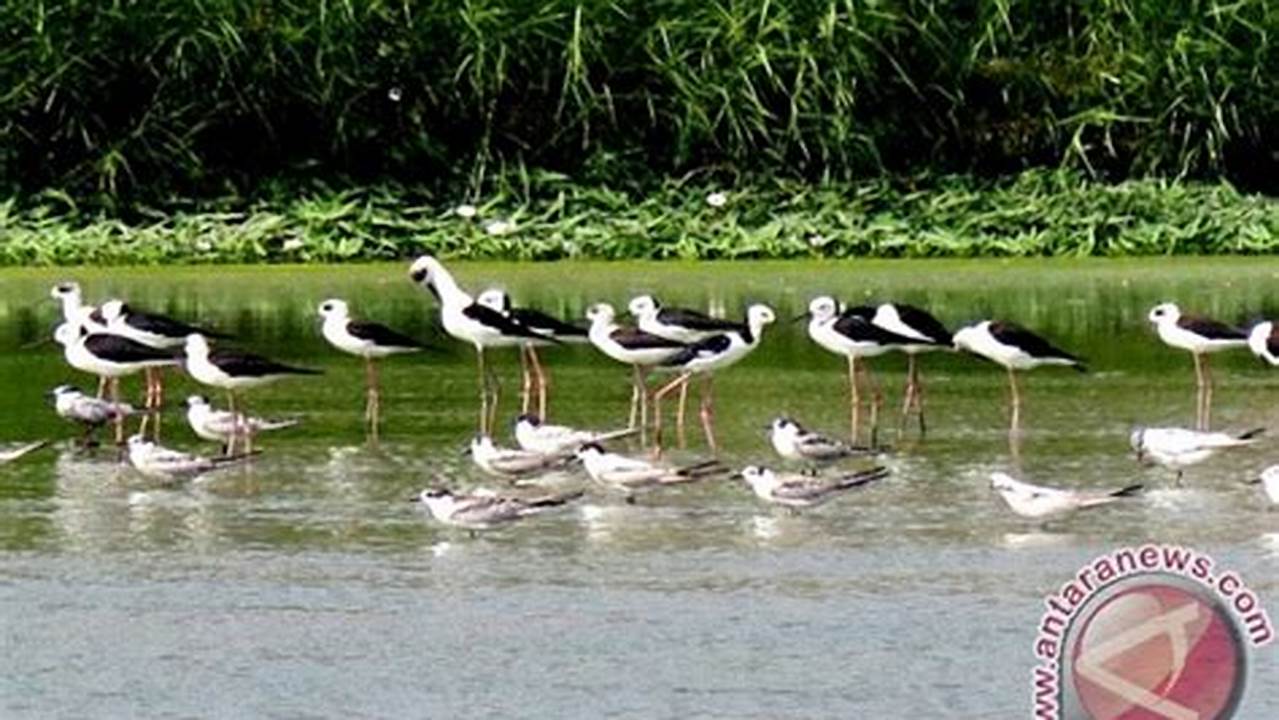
318, 299, 427, 442
1148, 302, 1247, 431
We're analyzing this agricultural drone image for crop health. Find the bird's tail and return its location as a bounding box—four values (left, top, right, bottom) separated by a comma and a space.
258, 418, 301, 432
1108, 483, 1145, 498
675, 459, 729, 479
591, 427, 640, 444
834, 466, 891, 490
211, 450, 262, 466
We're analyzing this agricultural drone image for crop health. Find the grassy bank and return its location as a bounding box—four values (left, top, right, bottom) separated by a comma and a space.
2, 171, 1276, 266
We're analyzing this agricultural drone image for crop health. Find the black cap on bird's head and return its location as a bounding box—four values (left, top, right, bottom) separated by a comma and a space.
515, 414, 542, 427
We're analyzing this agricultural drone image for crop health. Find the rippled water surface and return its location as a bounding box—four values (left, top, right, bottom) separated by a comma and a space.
2, 259, 1277, 718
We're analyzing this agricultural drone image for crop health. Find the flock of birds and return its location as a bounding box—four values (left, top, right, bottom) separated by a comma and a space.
3, 255, 1279, 534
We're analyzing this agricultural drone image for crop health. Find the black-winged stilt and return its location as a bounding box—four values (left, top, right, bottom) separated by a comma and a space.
99, 299, 229, 438
182, 333, 320, 454
1148, 302, 1247, 430
802, 296, 915, 445
584, 303, 687, 438
651, 304, 776, 453
952, 320, 1084, 431
477, 289, 586, 420
53, 323, 179, 444
868, 303, 952, 435
408, 256, 553, 434
1248, 321, 1279, 366
318, 298, 426, 441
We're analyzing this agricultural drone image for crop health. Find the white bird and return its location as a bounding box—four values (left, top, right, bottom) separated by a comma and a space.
408, 256, 553, 434
126, 435, 255, 479
0, 440, 48, 465
468, 434, 571, 479
185, 395, 298, 452
1247, 466, 1279, 505
412, 486, 582, 533
803, 296, 916, 444
49, 384, 138, 445
953, 320, 1084, 431
735, 465, 889, 510
1131, 426, 1263, 482
318, 298, 427, 440
651, 304, 777, 453
1148, 302, 1247, 430
768, 417, 870, 463
513, 414, 637, 456
990, 472, 1143, 519
575, 443, 726, 500
585, 302, 687, 436
182, 333, 320, 454
477, 289, 586, 420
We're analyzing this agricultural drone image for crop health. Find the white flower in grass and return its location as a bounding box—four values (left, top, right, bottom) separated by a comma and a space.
195, 240, 213, 252
484, 219, 515, 236
282, 238, 305, 252
454, 204, 478, 219
706, 191, 728, 208
387, 87, 403, 103
807, 233, 830, 248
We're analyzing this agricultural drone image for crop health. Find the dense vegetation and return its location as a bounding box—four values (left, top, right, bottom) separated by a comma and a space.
4, 171, 1277, 265
2, 2, 1277, 263
4, 0, 1279, 207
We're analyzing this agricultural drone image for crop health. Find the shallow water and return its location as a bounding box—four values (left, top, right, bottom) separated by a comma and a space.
1, 259, 1278, 718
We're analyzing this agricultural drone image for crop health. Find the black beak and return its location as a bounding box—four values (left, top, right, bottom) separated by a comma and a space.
20, 337, 52, 350
790, 312, 808, 323
408, 495, 421, 502
729, 471, 744, 480
460, 447, 472, 456
1244, 478, 1262, 486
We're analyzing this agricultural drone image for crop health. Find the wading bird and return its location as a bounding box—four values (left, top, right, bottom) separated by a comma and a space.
182, 333, 320, 454
867, 303, 952, 435
575, 443, 726, 502
734, 465, 889, 511
652, 304, 776, 453
53, 323, 179, 445
1130, 426, 1263, 484
767, 417, 871, 464
126, 434, 255, 479
49, 384, 138, 447
411, 486, 583, 535
990, 472, 1143, 519
513, 414, 637, 456
185, 395, 298, 454
318, 298, 426, 441
952, 320, 1084, 432
408, 256, 553, 434
802, 297, 915, 445
477, 289, 586, 420
1148, 303, 1247, 430
467, 434, 572, 480
584, 303, 687, 439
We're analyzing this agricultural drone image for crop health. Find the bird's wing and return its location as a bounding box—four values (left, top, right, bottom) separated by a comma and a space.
771, 477, 837, 500
892, 305, 953, 345
208, 349, 321, 376
452, 496, 524, 523
608, 327, 686, 350
795, 433, 852, 458
831, 313, 915, 345
1177, 315, 1247, 341
511, 308, 587, 337
84, 334, 176, 363
656, 307, 743, 333
346, 321, 426, 349
987, 323, 1080, 363
462, 303, 557, 341
125, 308, 222, 339
662, 334, 733, 366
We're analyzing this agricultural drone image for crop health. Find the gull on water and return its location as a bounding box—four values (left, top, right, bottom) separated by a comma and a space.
467, 434, 572, 479
185, 395, 299, 452
990, 472, 1143, 519
768, 417, 872, 464
575, 443, 727, 501
0, 440, 48, 465
412, 486, 583, 533
49, 384, 139, 445
734, 465, 889, 510
126, 435, 255, 479
1130, 426, 1263, 482
513, 414, 637, 456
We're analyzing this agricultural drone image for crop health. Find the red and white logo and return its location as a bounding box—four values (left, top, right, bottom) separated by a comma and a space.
1068, 581, 1245, 719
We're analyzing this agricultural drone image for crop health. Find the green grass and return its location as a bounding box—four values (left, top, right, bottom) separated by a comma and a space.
2, 169, 1277, 265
